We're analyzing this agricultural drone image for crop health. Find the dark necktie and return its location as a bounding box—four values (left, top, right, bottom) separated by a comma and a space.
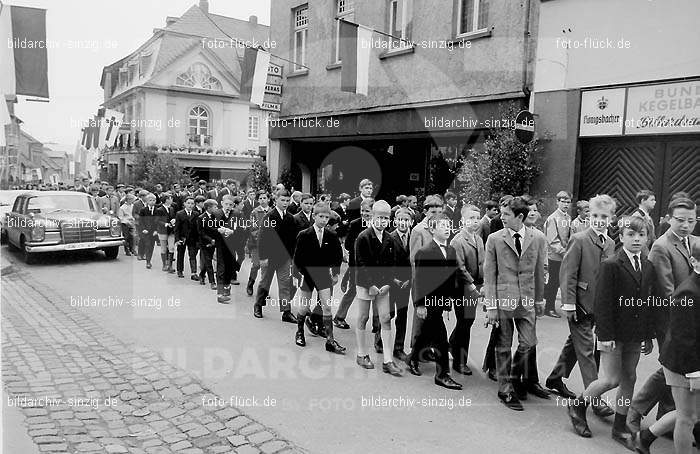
599, 234, 605, 245
513, 233, 522, 256
439, 244, 447, 258
633, 255, 641, 273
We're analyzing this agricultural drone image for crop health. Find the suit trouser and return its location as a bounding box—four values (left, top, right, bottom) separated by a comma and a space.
335, 267, 356, 320
630, 331, 675, 419
199, 246, 215, 283
255, 259, 292, 312
495, 305, 537, 394
216, 245, 235, 293
121, 223, 134, 252
449, 296, 477, 366
544, 259, 562, 313
410, 308, 450, 376
136, 228, 145, 257
547, 314, 599, 388
248, 247, 260, 283
142, 232, 156, 263
177, 242, 198, 274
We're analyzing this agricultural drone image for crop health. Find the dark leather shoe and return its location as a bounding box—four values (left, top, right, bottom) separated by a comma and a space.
223, 286, 231, 296
611, 430, 635, 451
406, 359, 421, 376
199, 277, 206, 286
545, 378, 576, 399
526, 383, 551, 399
317, 323, 327, 338
513, 381, 528, 401
356, 355, 374, 369
295, 331, 306, 347
435, 374, 462, 390
545, 310, 561, 318
305, 317, 320, 336
253, 305, 263, 318
210, 283, 217, 290
281, 311, 298, 324
217, 295, 230, 304
452, 363, 473, 375
325, 339, 346, 354
634, 431, 651, 454
231, 279, 240, 285
393, 349, 408, 362
177, 272, 184, 278
190, 274, 199, 281
382, 361, 402, 376
246, 286, 253, 296
487, 370, 497, 382
498, 392, 524, 411
567, 398, 591, 437
146, 262, 152, 269
592, 402, 615, 418
332, 317, 350, 329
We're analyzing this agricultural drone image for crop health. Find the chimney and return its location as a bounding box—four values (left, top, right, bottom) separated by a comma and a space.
200, 0, 209, 14
165, 16, 178, 27
249, 15, 258, 25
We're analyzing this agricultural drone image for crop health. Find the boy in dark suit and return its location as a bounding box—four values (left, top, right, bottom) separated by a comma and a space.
353, 200, 402, 376
333, 193, 351, 238
385, 208, 412, 361
156, 193, 177, 273
254, 189, 298, 323
292, 202, 345, 354
174, 197, 200, 280
406, 213, 462, 389
198, 199, 219, 289
213, 196, 237, 303
347, 179, 374, 222
138, 193, 159, 269
545, 194, 616, 418
567, 216, 661, 449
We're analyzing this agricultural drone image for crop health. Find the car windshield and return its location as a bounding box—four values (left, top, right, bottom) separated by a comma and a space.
0, 192, 20, 206
26, 195, 97, 213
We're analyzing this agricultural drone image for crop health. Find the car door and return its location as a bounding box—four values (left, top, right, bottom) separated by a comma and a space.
8, 196, 25, 246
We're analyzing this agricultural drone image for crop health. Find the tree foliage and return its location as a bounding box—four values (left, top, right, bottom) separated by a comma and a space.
247, 158, 272, 193
278, 165, 302, 192
133, 149, 193, 191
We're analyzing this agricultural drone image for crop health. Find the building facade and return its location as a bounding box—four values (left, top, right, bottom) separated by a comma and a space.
269, 0, 539, 198
532, 0, 700, 219
99, 0, 271, 184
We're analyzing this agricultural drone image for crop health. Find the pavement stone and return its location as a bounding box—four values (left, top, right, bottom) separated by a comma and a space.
1, 270, 299, 454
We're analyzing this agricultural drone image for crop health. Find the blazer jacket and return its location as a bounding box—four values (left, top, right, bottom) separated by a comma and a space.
137, 206, 160, 234
594, 249, 661, 343
545, 209, 572, 261
354, 227, 395, 289
450, 230, 484, 289
390, 229, 411, 284
483, 226, 547, 313
478, 215, 492, 246
413, 240, 461, 311
286, 201, 301, 216
346, 196, 363, 222
213, 209, 246, 249
344, 217, 365, 267
293, 211, 313, 234
293, 226, 343, 289
174, 208, 200, 244
559, 227, 615, 316
258, 207, 297, 264
198, 211, 218, 248
155, 205, 176, 235
659, 272, 700, 376
648, 231, 698, 331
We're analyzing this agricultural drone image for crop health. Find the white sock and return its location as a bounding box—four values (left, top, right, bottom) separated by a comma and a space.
381, 328, 393, 364
355, 327, 367, 357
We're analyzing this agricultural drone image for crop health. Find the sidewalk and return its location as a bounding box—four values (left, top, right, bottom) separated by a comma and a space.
1, 268, 303, 454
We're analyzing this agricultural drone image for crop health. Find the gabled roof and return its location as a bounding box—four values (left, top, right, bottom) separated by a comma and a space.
151, 34, 202, 75
207, 13, 269, 45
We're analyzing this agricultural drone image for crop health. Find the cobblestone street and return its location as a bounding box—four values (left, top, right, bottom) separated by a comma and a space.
1, 267, 301, 454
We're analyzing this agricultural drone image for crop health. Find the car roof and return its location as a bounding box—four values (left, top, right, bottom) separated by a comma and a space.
14, 191, 90, 197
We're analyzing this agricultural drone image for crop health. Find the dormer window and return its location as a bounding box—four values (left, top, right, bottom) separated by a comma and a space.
176, 63, 222, 90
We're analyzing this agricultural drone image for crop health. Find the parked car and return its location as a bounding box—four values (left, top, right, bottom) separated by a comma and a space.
0, 190, 25, 244
6, 191, 124, 263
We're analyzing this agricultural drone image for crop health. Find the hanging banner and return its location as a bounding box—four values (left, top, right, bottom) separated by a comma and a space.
625, 80, 700, 135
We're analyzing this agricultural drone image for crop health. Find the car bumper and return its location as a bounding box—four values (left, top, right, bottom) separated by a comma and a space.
25, 239, 124, 253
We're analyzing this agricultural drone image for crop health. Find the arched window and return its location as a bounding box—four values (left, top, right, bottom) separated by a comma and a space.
188, 106, 211, 146
176, 63, 222, 90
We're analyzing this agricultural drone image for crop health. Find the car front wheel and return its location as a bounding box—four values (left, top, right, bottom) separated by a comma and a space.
20, 237, 35, 264
104, 246, 119, 260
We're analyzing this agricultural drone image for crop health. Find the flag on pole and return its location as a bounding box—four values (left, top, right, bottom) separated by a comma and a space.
240, 47, 271, 106
0, 97, 9, 146
339, 20, 372, 96
0, 3, 49, 98
98, 109, 124, 149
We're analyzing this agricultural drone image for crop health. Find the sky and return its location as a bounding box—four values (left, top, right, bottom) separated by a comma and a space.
9, 0, 271, 151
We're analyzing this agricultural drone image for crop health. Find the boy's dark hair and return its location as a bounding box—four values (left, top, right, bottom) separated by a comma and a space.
162, 193, 173, 201
620, 215, 648, 235
194, 195, 206, 204
670, 191, 690, 201
504, 197, 530, 220
183, 197, 194, 203
300, 193, 314, 202
423, 195, 444, 209
338, 193, 351, 202
203, 199, 218, 210
257, 190, 269, 199
444, 191, 457, 201
635, 189, 655, 205
276, 189, 290, 198
484, 200, 498, 211
499, 194, 514, 206
667, 197, 695, 216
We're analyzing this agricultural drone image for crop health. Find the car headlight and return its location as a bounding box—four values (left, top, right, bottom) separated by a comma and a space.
110, 220, 121, 237
31, 223, 45, 242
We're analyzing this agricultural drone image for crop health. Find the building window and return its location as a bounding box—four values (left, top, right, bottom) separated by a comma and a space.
188, 106, 210, 146
333, 0, 354, 63
293, 5, 308, 71
128, 61, 139, 84
387, 0, 412, 49
176, 63, 222, 90
118, 68, 128, 88
139, 51, 153, 78
457, 0, 489, 37
248, 115, 260, 140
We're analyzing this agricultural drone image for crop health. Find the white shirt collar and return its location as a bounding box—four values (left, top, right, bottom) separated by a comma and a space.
433, 238, 447, 248
276, 207, 285, 217
372, 225, 383, 241
670, 230, 687, 244
304, 211, 311, 221
313, 224, 324, 235
508, 226, 526, 238
622, 247, 641, 267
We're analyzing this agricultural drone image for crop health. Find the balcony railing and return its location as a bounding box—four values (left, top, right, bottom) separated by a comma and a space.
187, 133, 212, 147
